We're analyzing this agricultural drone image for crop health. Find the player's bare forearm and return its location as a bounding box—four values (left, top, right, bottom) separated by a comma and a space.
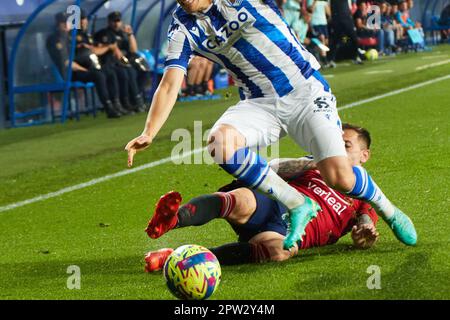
125, 68, 184, 167
142, 68, 184, 139
269, 157, 316, 180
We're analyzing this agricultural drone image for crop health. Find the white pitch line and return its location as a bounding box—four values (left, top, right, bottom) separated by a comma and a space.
1, 74, 450, 213
0, 147, 206, 213
365, 70, 393, 75
338, 74, 450, 111
421, 55, 449, 60
416, 59, 450, 71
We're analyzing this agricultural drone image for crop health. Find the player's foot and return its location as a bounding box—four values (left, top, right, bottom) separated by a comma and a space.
384, 207, 417, 246
145, 191, 182, 239
144, 248, 174, 272
353, 56, 364, 65
283, 196, 321, 250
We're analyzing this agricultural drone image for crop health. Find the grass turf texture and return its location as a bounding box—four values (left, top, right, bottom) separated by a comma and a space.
0, 46, 449, 299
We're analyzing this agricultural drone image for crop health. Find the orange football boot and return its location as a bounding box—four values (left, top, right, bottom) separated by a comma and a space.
145, 191, 182, 239
144, 248, 174, 272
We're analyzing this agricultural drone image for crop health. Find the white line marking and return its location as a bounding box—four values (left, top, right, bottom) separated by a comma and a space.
0, 148, 206, 213
415, 59, 450, 71
365, 70, 393, 75
338, 74, 450, 111
421, 55, 449, 60
2, 74, 450, 213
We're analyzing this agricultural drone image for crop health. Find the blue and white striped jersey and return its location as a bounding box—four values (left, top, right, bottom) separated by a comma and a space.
165, 0, 323, 100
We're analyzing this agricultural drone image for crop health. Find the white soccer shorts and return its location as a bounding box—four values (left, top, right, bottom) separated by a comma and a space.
210, 76, 347, 162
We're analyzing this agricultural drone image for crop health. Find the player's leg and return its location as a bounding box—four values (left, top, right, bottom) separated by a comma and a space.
145, 188, 254, 239
184, 57, 200, 96
177, 188, 255, 228
211, 190, 297, 265
201, 60, 214, 94
145, 190, 294, 270
209, 231, 297, 265
249, 231, 298, 262
285, 77, 416, 246
145, 231, 295, 271
208, 102, 321, 243
316, 156, 417, 246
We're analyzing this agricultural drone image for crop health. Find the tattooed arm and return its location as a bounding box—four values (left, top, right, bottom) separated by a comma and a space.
268, 157, 316, 180
351, 214, 379, 249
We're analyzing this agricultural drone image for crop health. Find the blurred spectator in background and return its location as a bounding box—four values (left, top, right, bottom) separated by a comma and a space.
307, 0, 331, 66
282, 0, 302, 39
46, 12, 121, 118
395, 0, 415, 30
100, 11, 152, 103
406, 0, 424, 39
438, 4, 450, 42
354, 0, 384, 54
350, 0, 358, 14
379, 1, 397, 55
387, 1, 405, 42
77, 10, 130, 115
395, 0, 424, 48
182, 56, 214, 97
94, 12, 146, 113
276, 0, 288, 15
329, 0, 363, 65
439, 4, 450, 26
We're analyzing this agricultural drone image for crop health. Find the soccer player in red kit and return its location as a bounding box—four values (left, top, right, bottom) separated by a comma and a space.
144, 124, 392, 270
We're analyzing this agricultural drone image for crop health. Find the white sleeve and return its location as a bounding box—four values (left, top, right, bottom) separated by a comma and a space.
164, 21, 193, 74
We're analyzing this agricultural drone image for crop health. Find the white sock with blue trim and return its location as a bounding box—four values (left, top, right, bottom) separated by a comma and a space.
219, 147, 305, 210
348, 166, 395, 220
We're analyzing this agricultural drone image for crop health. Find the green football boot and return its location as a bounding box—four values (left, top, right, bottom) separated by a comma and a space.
383, 207, 417, 246
283, 196, 321, 250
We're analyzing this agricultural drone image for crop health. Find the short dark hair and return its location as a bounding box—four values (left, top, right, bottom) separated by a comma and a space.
342, 123, 372, 149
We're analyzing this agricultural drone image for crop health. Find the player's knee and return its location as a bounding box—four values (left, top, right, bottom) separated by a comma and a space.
226, 188, 256, 225
323, 171, 355, 192
207, 125, 245, 163
318, 159, 355, 192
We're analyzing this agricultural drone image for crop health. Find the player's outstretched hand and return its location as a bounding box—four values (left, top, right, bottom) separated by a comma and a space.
351, 224, 379, 249
125, 135, 152, 167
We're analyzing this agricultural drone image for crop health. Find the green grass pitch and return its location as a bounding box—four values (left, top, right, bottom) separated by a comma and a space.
0, 45, 449, 299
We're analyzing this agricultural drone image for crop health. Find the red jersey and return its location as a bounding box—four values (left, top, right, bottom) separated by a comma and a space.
288, 170, 378, 249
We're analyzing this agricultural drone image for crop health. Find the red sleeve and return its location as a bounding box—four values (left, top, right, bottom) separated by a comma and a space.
356, 201, 378, 226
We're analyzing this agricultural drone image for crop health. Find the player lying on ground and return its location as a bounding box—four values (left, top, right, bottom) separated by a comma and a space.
144, 124, 401, 270
126, 0, 416, 249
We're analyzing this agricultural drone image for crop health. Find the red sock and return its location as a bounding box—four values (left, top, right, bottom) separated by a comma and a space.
215, 192, 236, 218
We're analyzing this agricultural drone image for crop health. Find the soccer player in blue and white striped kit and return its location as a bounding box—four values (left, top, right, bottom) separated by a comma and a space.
125, 0, 417, 249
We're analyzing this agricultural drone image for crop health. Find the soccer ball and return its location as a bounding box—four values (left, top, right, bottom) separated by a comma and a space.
365, 49, 379, 61
163, 244, 221, 300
